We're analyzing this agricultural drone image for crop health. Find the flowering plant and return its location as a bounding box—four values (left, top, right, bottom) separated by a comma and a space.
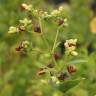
7, 3, 87, 94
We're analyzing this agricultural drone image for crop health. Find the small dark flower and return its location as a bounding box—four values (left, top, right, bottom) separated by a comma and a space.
15, 47, 22, 51
53, 53, 61, 60
15, 41, 30, 52
67, 65, 76, 74
57, 18, 68, 26
34, 26, 41, 33
57, 18, 64, 26
46, 63, 54, 68
58, 72, 68, 81
15, 44, 23, 51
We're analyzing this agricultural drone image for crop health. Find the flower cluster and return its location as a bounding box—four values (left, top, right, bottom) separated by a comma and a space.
51, 6, 64, 16
21, 3, 39, 17
15, 40, 30, 52
8, 3, 68, 35
8, 18, 32, 34
64, 39, 78, 56
19, 18, 32, 27
21, 3, 33, 11
8, 26, 19, 34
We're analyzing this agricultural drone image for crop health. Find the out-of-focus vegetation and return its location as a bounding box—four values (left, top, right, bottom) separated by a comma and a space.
0, 0, 96, 96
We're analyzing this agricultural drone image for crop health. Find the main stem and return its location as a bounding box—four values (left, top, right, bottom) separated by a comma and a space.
39, 17, 62, 66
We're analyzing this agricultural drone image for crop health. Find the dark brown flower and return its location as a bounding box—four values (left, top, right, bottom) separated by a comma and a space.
67, 65, 76, 74
34, 26, 41, 33
53, 53, 61, 60
15, 45, 23, 52
57, 18, 64, 26
58, 72, 68, 81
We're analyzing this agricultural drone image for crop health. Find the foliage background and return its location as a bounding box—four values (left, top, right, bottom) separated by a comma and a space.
0, 0, 96, 96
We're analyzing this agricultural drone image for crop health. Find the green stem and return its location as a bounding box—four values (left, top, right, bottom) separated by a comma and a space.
51, 26, 62, 54
32, 48, 45, 54
38, 17, 62, 66
58, 53, 69, 73
38, 17, 49, 49
52, 55, 57, 65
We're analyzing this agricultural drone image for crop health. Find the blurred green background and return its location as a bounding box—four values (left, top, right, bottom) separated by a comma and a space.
0, 0, 96, 96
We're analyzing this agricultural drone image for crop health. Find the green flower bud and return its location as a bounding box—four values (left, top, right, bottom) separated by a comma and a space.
8, 26, 19, 34
19, 18, 32, 27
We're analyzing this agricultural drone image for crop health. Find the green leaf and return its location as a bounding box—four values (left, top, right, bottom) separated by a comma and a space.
58, 78, 84, 93
68, 59, 88, 64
